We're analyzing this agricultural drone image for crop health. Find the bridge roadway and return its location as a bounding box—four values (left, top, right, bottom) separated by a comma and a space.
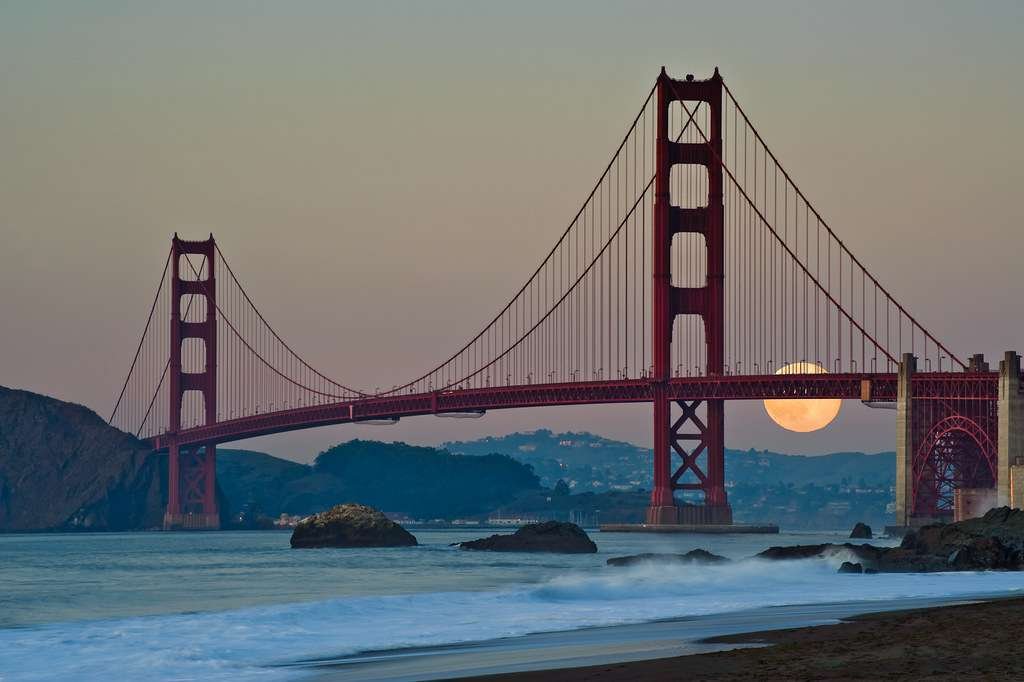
148, 371, 998, 451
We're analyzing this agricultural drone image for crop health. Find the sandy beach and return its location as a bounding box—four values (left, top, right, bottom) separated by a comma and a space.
463, 596, 1024, 681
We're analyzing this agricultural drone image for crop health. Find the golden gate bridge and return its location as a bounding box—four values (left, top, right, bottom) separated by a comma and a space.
109, 68, 1023, 531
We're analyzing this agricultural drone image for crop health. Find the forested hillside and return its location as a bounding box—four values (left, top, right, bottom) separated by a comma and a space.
218, 440, 540, 520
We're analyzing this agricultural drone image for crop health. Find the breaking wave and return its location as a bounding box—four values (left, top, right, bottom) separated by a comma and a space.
2, 556, 1022, 681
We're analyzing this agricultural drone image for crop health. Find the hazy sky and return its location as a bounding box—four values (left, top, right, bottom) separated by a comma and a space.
2, 1, 1021, 462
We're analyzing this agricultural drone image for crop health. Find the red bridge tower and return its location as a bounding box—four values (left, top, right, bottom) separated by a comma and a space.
647, 68, 732, 525
165, 235, 220, 530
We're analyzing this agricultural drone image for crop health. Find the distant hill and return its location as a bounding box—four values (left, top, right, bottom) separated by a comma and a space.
443, 430, 652, 492
727, 448, 895, 488
444, 429, 895, 492
217, 440, 541, 520
219, 432, 896, 529
0, 386, 166, 531
216, 449, 308, 519
442, 430, 895, 529
313, 440, 541, 518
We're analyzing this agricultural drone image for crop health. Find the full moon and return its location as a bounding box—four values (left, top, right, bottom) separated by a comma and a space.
763, 362, 841, 432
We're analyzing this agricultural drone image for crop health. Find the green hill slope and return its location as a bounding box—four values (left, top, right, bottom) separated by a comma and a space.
217, 440, 541, 520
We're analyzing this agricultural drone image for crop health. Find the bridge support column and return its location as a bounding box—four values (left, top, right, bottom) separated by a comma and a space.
164, 234, 220, 530
998, 351, 1023, 508
894, 353, 916, 526
703, 399, 729, 518
163, 443, 219, 530
166, 442, 181, 521
648, 385, 676, 524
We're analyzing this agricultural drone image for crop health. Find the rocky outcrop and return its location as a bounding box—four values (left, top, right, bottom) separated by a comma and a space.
757, 542, 934, 572
838, 561, 863, 574
850, 522, 873, 539
458, 521, 597, 553
756, 543, 844, 561
895, 507, 1024, 571
903, 507, 1024, 555
757, 508, 1024, 572
607, 549, 729, 567
290, 503, 417, 548
0, 386, 166, 531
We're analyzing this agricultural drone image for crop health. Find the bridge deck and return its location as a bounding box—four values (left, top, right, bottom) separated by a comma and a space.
149, 371, 998, 450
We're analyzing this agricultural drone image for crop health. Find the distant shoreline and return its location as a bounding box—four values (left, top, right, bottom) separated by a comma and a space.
459, 595, 1024, 681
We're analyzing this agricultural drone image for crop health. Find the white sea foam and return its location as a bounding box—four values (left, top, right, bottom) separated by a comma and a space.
2, 557, 1022, 681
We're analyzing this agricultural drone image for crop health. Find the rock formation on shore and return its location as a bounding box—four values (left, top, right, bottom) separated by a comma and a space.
849, 522, 873, 539
758, 507, 1024, 572
290, 503, 418, 548
457, 520, 597, 553
0, 386, 166, 531
606, 549, 729, 566
757, 543, 839, 561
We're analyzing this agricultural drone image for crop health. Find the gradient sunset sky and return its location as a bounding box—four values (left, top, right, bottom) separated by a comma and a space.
2, 2, 1021, 461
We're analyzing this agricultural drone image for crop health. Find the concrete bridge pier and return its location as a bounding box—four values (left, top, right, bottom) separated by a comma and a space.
998, 351, 1024, 509
894, 353, 916, 527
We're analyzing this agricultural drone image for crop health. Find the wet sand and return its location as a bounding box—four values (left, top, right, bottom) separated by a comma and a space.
462, 596, 1024, 680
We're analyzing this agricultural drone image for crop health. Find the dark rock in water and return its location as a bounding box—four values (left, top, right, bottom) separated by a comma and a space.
838, 561, 863, 574
903, 508, 1024, 564
850, 522, 873, 539
900, 530, 919, 550
458, 520, 597, 553
758, 542, 920, 572
757, 543, 833, 561
873, 547, 948, 573
756, 508, 1024, 573
946, 537, 1015, 571
607, 548, 729, 567
758, 542, 956, 573
0, 386, 168, 531
290, 503, 417, 548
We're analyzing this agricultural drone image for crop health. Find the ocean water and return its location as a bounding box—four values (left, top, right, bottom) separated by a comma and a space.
2, 529, 1024, 681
